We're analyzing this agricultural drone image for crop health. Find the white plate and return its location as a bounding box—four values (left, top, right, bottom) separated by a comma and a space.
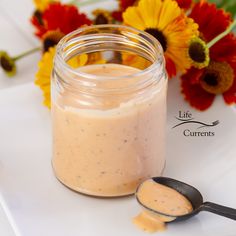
0, 79, 236, 236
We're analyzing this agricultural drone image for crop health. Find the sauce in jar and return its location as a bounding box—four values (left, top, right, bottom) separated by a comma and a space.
52, 64, 167, 197
52, 25, 167, 197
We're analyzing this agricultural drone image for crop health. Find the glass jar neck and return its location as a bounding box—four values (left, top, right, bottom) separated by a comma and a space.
54, 24, 166, 95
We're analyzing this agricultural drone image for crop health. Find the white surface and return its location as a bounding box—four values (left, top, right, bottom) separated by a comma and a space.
0, 0, 40, 90
0, 204, 15, 236
0, 0, 39, 234
0, 80, 236, 236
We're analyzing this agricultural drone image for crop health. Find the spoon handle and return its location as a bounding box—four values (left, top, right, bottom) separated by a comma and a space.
202, 202, 236, 220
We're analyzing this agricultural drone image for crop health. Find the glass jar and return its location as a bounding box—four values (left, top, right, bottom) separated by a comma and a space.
52, 25, 168, 197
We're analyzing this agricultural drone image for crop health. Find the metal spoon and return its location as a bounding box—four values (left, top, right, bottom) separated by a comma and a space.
136, 177, 236, 222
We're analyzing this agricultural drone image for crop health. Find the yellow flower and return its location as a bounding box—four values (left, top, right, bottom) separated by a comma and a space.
122, 52, 151, 70
66, 52, 107, 69
35, 47, 55, 108
123, 0, 199, 77
33, 0, 58, 12
35, 47, 105, 108
67, 54, 88, 69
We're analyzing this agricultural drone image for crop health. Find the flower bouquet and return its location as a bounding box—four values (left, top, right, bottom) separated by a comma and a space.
0, 0, 236, 111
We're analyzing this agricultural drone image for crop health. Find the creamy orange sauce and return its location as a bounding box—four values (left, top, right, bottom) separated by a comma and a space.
52, 64, 167, 197
134, 180, 193, 232
133, 211, 166, 233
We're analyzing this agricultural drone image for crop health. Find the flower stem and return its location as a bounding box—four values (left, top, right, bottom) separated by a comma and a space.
13, 47, 41, 61
70, 0, 110, 7
207, 20, 236, 48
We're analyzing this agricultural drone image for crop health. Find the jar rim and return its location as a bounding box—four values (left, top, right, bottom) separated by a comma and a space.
55, 24, 165, 81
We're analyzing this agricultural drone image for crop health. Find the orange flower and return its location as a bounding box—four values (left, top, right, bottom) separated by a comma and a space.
181, 1, 236, 110
31, 2, 91, 38
176, 0, 192, 9
189, 0, 231, 42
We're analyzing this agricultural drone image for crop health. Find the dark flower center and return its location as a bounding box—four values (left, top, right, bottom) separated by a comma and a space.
95, 14, 109, 25
145, 28, 167, 52
43, 31, 64, 52
44, 38, 58, 52
200, 61, 234, 95
0, 56, 13, 72
34, 10, 44, 26
203, 73, 218, 86
189, 41, 206, 63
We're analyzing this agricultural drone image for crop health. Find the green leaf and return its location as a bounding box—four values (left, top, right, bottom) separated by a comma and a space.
225, 3, 236, 19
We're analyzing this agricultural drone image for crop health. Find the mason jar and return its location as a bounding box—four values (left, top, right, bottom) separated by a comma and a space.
51, 24, 168, 197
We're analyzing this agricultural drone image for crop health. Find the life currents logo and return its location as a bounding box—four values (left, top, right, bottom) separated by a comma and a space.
172, 111, 220, 137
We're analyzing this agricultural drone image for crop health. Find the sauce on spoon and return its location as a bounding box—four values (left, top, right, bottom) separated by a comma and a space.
134, 179, 193, 232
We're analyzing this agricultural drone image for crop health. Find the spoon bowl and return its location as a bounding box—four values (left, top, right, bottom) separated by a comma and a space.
136, 177, 236, 222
